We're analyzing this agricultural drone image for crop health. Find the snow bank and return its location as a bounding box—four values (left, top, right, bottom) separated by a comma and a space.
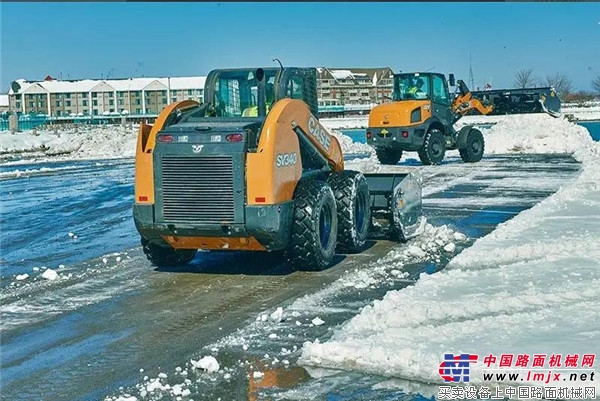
479, 114, 593, 155
562, 103, 600, 121
0, 125, 137, 161
320, 116, 368, 129
300, 115, 600, 389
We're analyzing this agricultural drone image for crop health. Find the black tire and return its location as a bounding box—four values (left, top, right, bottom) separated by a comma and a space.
418, 129, 446, 165
375, 147, 402, 165
286, 180, 338, 271
327, 170, 371, 253
459, 129, 485, 163
141, 237, 197, 267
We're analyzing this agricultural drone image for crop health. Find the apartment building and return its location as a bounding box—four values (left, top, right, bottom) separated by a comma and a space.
0, 95, 9, 113
6, 68, 393, 118
316, 67, 394, 106
7, 76, 206, 117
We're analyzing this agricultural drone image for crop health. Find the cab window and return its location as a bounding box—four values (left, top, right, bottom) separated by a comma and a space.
212, 70, 276, 117
432, 75, 450, 105
286, 75, 305, 100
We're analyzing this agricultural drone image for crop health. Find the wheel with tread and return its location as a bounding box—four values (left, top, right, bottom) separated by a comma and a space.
459, 129, 485, 163
286, 180, 337, 271
141, 237, 197, 267
327, 170, 371, 253
375, 147, 402, 165
418, 129, 446, 165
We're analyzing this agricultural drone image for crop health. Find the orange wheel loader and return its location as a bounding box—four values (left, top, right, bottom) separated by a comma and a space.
367, 72, 561, 166
133, 67, 424, 270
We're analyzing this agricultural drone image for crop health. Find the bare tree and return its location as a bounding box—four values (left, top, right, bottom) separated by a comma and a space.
514, 69, 536, 88
592, 74, 600, 95
545, 73, 573, 97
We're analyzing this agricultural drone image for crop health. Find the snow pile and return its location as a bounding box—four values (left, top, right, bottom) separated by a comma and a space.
480, 114, 593, 155
329, 129, 374, 156
300, 116, 600, 389
321, 116, 368, 130
0, 125, 137, 161
562, 103, 600, 121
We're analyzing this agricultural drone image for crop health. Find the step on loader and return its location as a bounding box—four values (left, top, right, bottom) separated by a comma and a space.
133, 67, 424, 270
367, 72, 561, 166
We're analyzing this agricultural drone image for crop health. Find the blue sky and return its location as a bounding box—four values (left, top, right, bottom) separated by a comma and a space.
1, 2, 599, 92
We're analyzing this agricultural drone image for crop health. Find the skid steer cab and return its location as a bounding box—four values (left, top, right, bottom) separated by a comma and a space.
133, 67, 424, 270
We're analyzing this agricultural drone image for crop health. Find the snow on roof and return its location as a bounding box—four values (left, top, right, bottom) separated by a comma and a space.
40, 79, 99, 93
330, 70, 355, 80
168, 76, 207, 90
0, 95, 9, 107
108, 78, 165, 91
7, 76, 207, 95
8, 79, 34, 95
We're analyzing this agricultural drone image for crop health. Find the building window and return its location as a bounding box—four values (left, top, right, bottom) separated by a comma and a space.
136, 99, 141, 105
187, 89, 193, 95
29, 102, 34, 107
118, 92, 125, 98
118, 99, 124, 106
110, 109, 114, 113
66, 100, 71, 107
81, 92, 87, 97
162, 97, 167, 104
108, 92, 114, 98
92, 92, 97, 98
93, 100, 98, 106
162, 90, 167, 96
109, 100, 114, 106
56, 101, 61, 107
16, 102, 21, 108
83, 100, 88, 107
56, 110, 61, 116
93, 109, 98, 115
65, 93, 71, 99
171, 98, 177, 103
136, 108, 141, 114
16, 94, 22, 100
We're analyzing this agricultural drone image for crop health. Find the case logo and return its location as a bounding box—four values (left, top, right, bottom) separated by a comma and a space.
307, 116, 331, 150
192, 145, 204, 153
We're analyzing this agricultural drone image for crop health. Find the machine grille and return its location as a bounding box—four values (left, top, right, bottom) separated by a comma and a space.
161, 155, 235, 223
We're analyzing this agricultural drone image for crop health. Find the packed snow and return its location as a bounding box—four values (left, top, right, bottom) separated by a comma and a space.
300, 115, 600, 390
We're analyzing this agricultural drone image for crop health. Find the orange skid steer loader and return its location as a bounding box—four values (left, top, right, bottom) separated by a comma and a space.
133, 67, 424, 270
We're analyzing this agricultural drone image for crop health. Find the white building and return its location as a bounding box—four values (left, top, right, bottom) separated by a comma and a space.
7, 76, 206, 117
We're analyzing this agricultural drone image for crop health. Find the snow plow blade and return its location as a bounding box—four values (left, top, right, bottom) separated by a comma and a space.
470, 87, 561, 118
364, 171, 425, 241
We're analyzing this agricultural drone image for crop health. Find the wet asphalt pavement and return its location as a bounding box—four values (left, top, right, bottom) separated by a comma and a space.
0, 153, 580, 401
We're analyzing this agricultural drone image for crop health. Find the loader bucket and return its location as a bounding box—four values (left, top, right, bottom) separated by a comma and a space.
364, 171, 425, 241
470, 87, 561, 118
